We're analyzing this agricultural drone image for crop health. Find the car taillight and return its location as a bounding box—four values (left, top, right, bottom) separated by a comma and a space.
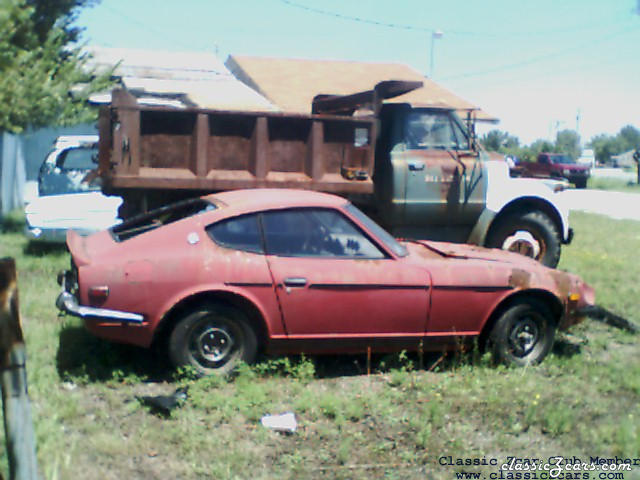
88, 286, 109, 305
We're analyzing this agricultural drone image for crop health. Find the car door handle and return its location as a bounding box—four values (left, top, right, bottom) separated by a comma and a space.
408, 161, 425, 171
283, 277, 308, 288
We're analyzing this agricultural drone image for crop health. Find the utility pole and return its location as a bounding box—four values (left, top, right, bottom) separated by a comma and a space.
429, 30, 444, 79
1, 258, 39, 480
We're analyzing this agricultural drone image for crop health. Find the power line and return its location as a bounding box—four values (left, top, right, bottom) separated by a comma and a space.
279, 0, 630, 38
280, 0, 476, 35
454, 47, 640, 89
442, 24, 639, 81
99, 4, 199, 50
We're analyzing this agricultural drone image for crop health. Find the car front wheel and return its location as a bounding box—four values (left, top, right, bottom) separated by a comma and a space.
488, 299, 555, 366
169, 303, 257, 376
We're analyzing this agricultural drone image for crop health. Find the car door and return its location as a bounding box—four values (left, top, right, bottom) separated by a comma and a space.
262, 207, 431, 339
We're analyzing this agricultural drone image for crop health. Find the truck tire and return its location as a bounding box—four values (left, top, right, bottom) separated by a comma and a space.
486, 211, 561, 268
169, 303, 257, 376
574, 178, 587, 189
488, 298, 555, 366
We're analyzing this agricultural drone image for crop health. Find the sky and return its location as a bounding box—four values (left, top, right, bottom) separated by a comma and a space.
74, 0, 640, 146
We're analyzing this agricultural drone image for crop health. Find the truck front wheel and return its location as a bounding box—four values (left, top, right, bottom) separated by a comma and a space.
486, 211, 561, 268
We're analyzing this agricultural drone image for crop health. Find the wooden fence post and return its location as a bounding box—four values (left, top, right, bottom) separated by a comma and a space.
0, 258, 38, 480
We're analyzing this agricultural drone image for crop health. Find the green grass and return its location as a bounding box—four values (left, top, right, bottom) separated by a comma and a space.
0, 211, 639, 479
588, 175, 640, 193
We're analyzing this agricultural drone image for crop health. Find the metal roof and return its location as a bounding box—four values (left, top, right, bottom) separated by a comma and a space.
226, 55, 497, 122
85, 47, 278, 112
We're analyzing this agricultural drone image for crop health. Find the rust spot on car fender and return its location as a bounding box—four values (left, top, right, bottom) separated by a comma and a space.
508, 269, 531, 289
550, 270, 572, 298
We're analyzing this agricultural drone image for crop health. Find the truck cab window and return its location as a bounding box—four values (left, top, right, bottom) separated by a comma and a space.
405, 111, 468, 151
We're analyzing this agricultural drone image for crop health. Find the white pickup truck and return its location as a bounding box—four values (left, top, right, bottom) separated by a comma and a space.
24, 135, 121, 242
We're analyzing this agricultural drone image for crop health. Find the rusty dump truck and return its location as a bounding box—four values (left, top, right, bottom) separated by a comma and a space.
96, 81, 572, 267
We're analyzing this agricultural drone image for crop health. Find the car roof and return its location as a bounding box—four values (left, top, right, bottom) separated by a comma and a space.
205, 189, 349, 212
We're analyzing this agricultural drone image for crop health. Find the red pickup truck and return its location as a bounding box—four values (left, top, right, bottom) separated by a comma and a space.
520, 153, 590, 188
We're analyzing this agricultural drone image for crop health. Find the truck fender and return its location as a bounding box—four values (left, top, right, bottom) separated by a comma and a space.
468, 162, 571, 245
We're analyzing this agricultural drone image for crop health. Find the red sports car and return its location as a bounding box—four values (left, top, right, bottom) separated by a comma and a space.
57, 189, 594, 374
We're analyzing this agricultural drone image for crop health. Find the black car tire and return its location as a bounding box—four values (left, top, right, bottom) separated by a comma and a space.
486, 211, 561, 268
169, 303, 257, 376
488, 299, 555, 366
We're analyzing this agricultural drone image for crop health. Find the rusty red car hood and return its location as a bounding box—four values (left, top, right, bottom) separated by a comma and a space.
406, 239, 595, 315
409, 239, 540, 265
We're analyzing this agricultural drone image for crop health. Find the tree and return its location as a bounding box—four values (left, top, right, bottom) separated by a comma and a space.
480, 129, 520, 152
618, 125, 640, 151
0, 0, 111, 133
589, 134, 618, 164
528, 139, 555, 159
555, 129, 581, 160
588, 126, 640, 164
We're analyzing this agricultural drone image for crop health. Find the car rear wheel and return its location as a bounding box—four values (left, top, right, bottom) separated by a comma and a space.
486, 210, 561, 268
169, 303, 257, 376
488, 299, 555, 366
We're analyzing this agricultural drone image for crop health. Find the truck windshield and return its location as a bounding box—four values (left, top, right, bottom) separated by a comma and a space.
405, 110, 469, 151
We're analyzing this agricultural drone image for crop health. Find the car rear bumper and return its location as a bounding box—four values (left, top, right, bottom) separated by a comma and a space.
56, 291, 145, 323
26, 226, 97, 243
56, 270, 144, 324
26, 226, 68, 243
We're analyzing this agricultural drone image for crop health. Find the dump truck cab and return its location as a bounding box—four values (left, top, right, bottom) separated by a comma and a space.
373, 103, 487, 243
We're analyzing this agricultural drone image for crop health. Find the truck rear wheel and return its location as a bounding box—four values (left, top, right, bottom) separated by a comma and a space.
486, 211, 561, 268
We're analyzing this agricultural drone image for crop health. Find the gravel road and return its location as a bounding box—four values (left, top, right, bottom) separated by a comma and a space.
559, 188, 640, 221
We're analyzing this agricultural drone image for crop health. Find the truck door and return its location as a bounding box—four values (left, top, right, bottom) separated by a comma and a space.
400, 109, 487, 237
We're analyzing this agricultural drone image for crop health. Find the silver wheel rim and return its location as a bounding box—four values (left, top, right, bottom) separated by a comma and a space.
501, 230, 541, 259
508, 317, 540, 357
191, 325, 234, 363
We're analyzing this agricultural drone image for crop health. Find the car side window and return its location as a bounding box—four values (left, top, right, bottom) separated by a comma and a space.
262, 208, 385, 259
206, 214, 263, 254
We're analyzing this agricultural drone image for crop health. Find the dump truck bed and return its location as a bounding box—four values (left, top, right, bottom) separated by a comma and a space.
98, 89, 376, 199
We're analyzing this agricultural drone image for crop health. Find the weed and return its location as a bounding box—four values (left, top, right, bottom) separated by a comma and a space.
252, 355, 316, 382
0, 211, 638, 478
318, 392, 342, 419
588, 176, 640, 193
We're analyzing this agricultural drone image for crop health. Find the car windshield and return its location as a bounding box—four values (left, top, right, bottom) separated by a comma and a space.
111, 199, 215, 241
345, 204, 408, 257
551, 154, 576, 164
